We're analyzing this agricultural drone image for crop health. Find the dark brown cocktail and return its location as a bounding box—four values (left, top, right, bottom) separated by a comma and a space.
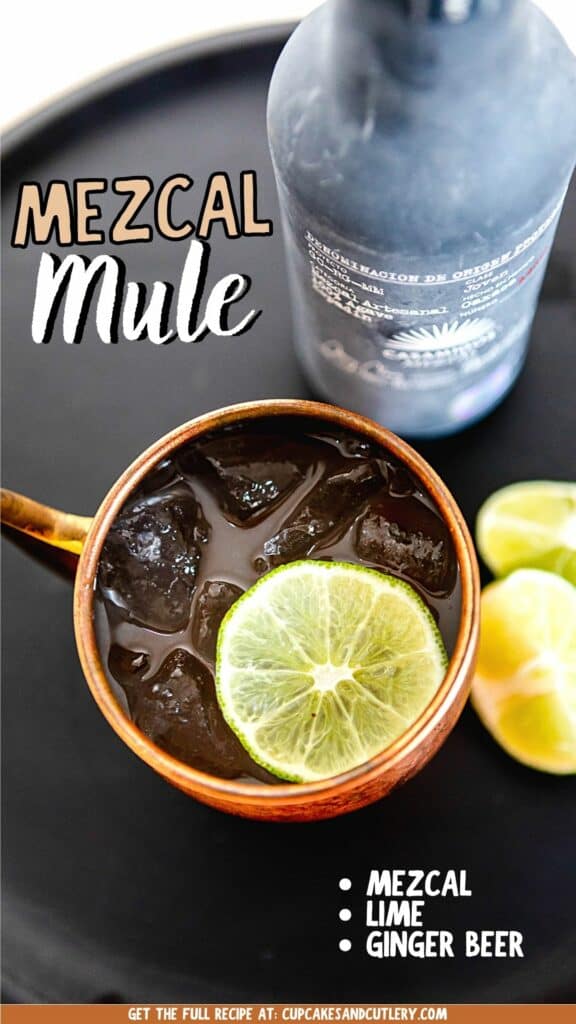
95, 417, 460, 780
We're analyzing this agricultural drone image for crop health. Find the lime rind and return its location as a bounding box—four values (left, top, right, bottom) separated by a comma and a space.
215, 560, 448, 783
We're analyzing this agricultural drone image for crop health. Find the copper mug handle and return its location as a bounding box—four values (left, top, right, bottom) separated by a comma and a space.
0, 488, 93, 572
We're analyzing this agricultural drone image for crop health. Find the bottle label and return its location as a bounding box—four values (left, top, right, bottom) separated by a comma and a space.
293, 194, 564, 394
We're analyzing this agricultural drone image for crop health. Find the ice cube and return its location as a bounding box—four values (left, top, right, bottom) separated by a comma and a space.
177, 431, 308, 524
387, 464, 419, 499
191, 580, 244, 662
136, 456, 182, 497
329, 433, 385, 461
108, 643, 150, 683
256, 461, 383, 571
99, 491, 209, 633
355, 496, 457, 596
114, 648, 251, 776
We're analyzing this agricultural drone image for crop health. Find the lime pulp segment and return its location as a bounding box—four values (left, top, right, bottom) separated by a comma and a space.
215, 560, 448, 783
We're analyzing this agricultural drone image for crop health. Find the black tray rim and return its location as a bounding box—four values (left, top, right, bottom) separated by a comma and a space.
1, 21, 295, 163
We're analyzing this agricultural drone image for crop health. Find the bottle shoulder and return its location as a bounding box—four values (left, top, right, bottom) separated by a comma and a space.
267, 6, 576, 252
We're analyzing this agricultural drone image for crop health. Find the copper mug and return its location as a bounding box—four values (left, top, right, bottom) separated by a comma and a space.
1, 399, 480, 821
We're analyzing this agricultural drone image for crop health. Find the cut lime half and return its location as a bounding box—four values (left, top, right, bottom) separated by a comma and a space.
476, 481, 576, 585
215, 560, 448, 783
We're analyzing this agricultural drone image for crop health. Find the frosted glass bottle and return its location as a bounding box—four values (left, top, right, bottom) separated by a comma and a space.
267, 0, 576, 437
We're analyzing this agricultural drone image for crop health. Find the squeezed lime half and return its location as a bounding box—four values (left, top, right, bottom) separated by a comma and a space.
215, 560, 448, 782
472, 569, 576, 775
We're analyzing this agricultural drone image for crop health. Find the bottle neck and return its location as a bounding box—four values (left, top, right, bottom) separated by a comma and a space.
331, 0, 525, 90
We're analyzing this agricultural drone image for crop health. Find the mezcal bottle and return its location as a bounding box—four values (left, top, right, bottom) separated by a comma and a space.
268, 0, 576, 437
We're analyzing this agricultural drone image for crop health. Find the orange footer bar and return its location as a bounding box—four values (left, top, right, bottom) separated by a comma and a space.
1, 1006, 575, 1024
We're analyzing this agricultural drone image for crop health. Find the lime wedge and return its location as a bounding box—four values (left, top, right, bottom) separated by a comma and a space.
472, 570, 576, 775
215, 561, 448, 782
476, 481, 576, 585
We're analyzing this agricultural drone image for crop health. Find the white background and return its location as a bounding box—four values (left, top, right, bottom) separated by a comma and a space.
1, 0, 575, 130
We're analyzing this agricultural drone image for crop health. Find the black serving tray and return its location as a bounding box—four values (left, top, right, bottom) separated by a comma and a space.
1, 23, 575, 1004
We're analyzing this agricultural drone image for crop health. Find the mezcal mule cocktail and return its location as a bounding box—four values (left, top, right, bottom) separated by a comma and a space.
94, 416, 461, 780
